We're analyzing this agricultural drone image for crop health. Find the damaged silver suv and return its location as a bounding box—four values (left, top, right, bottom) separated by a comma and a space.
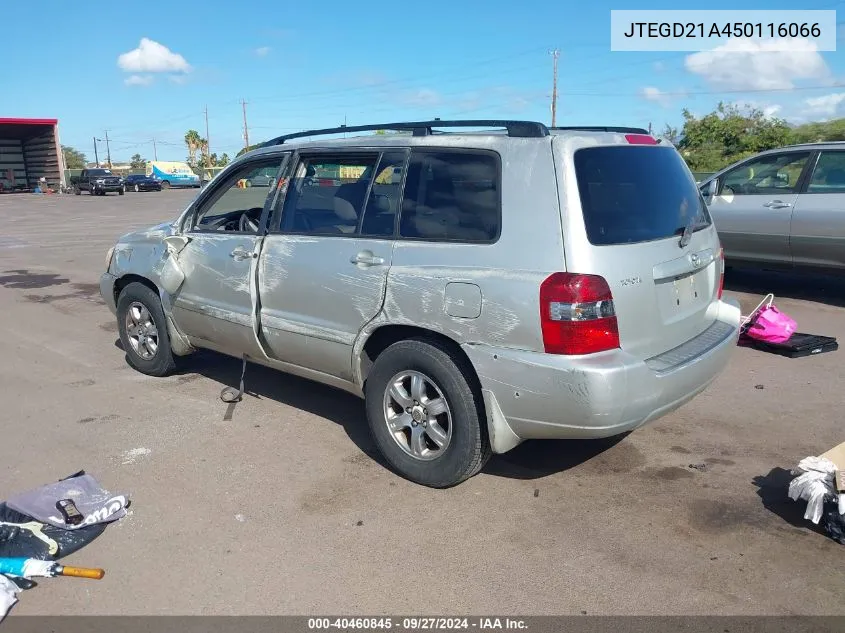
100, 120, 741, 488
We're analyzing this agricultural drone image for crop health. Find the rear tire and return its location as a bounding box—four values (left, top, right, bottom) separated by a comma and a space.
74, 186, 81, 195
119, 187, 124, 195
161, 180, 170, 189
364, 338, 491, 488
116, 282, 176, 377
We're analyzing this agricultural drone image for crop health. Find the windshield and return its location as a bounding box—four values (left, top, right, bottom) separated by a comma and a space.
89, 169, 112, 176
573, 146, 711, 246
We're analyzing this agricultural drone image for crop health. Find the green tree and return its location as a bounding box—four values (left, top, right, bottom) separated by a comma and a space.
236, 144, 260, 157
62, 145, 86, 169
791, 118, 845, 143
184, 130, 202, 167
217, 153, 230, 167
129, 153, 146, 169
676, 102, 794, 172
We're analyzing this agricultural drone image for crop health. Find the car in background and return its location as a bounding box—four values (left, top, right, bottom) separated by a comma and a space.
124, 174, 162, 192
244, 165, 278, 187
72, 168, 124, 196
699, 142, 845, 274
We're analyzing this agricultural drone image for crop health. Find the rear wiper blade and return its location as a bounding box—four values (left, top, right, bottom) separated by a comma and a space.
677, 216, 696, 248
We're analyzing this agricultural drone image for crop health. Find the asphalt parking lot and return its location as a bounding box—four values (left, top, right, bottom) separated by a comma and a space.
1, 189, 844, 616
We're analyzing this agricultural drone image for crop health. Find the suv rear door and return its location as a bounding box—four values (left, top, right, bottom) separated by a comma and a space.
256, 148, 406, 381
557, 138, 723, 360
790, 149, 845, 271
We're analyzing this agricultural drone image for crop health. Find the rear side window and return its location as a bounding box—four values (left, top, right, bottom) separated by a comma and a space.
399, 150, 500, 243
573, 146, 711, 246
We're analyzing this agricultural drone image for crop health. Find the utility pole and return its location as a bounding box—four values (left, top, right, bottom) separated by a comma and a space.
549, 49, 560, 128
241, 98, 250, 150
648, 122, 653, 134
152, 138, 158, 161
104, 130, 112, 169
93, 137, 100, 167
204, 105, 210, 167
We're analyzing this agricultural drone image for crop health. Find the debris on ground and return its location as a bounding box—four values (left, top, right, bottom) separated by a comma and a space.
788, 443, 845, 543
0, 471, 128, 621
688, 463, 707, 472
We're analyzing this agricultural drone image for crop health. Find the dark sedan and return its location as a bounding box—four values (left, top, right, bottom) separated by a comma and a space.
124, 175, 162, 192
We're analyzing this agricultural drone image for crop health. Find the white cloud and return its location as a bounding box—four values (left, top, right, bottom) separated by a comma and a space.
117, 38, 191, 73
803, 92, 845, 119
639, 86, 685, 107
685, 38, 828, 90
399, 88, 441, 107
255, 46, 271, 57
124, 74, 154, 87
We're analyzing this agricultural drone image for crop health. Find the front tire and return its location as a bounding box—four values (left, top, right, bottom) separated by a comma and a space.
364, 339, 490, 488
161, 180, 170, 189
116, 282, 176, 377
134, 184, 140, 192
119, 187, 125, 195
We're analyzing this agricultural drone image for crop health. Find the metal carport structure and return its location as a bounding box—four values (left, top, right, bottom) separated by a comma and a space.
0, 118, 65, 193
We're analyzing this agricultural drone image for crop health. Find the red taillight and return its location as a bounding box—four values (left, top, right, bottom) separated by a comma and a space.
716, 247, 725, 299
539, 273, 620, 355
624, 133, 658, 145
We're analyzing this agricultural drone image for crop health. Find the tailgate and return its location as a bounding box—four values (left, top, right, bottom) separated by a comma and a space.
559, 141, 722, 360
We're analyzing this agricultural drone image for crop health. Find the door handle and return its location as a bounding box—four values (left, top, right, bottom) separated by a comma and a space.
230, 247, 256, 261
350, 251, 385, 266
763, 200, 792, 209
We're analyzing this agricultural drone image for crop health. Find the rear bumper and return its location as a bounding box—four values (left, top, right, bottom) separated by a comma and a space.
463, 298, 741, 451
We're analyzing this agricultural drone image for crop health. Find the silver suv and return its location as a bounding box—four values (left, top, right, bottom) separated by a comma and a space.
100, 120, 741, 488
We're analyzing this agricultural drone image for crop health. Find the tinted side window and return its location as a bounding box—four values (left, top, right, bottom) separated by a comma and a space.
807, 151, 845, 194
360, 151, 408, 237
280, 154, 379, 235
399, 150, 500, 243
720, 152, 810, 196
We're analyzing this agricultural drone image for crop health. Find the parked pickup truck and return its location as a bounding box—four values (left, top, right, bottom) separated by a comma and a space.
72, 168, 124, 196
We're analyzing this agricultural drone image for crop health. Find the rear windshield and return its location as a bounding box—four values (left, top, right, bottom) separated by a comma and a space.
573, 146, 711, 246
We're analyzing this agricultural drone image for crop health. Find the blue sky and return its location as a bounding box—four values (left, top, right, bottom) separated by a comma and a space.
2, 0, 844, 163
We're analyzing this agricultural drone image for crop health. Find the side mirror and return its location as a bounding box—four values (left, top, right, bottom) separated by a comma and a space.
701, 179, 718, 204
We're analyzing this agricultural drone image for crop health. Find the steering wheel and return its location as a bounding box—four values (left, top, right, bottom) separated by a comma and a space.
238, 208, 262, 233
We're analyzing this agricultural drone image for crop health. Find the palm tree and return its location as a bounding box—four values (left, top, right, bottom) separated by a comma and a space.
184, 130, 201, 167
198, 137, 209, 167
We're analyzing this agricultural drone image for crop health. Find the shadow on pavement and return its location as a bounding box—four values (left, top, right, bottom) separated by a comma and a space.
124, 347, 628, 481
752, 467, 828, 537
174, 350, 384, 464
725, 267, 845, 309
482, 435, 628, 480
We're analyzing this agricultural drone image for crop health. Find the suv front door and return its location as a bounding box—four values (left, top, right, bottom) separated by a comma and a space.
169, 154, 289, 358
257, 149, 406, 381
706, 150, 812, 266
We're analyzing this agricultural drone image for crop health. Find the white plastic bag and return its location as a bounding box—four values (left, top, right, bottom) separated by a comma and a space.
788, 456, 838, 524
0, 575, 20, 622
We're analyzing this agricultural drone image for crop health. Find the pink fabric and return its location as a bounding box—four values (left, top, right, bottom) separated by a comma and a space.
745, 305, 797, 344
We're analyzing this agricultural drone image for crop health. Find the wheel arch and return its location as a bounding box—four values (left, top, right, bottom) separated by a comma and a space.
359, 325, 484, 401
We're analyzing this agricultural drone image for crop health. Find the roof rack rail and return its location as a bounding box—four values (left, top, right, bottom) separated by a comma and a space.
262, 120, 550, 146
550, 126, 650, 134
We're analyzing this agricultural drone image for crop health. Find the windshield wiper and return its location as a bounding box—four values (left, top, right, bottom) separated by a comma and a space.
677, 216, 696, 248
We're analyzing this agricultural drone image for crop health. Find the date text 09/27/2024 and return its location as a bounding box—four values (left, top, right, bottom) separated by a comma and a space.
307, 617, 528, 630
622, 22, 821, 39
